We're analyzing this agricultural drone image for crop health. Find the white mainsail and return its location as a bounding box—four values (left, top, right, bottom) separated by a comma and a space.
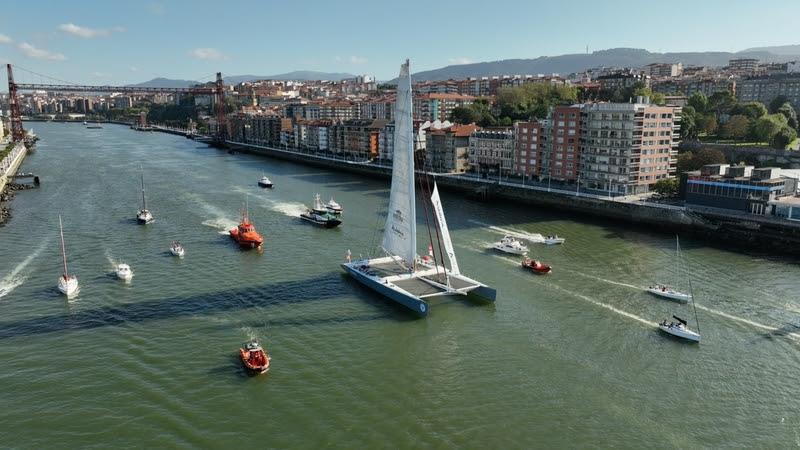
430, 182, 460, 275
381, 60, 417, 266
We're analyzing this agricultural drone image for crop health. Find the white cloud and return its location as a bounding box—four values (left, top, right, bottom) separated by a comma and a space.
129, 66, 138, 72
349, 55, 368, 64
18, 42, 66, 61
189, 47, 226, 61
91, 71, 110, 78
0, 34, 12, 44
58, 23, 106, 38
147, 2, 166, 15
448, 57, 473, 65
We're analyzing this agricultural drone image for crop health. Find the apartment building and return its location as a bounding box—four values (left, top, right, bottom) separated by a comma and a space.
512, 106, 582, 181
425, 124, 477, 173
581, 98, 680, 195
413, 93, 476, 122
513, 120, 547, 178
736, 74, 800, 111
468, 129, 515, 176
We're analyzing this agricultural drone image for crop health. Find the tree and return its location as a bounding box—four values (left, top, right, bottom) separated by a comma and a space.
676, 151, 696, 173
720, 114, 751, 140
688, 92, 708, 113
694, 147, 727, 167
698, 114, 718, 135
731, 101, 767, 120
771, 126, 797, 149
769, 95, 789, 113
752, 113, 788, 142
450, 106, 480, 124
708, 91, 736, 114
495, 83, 578, 121
777, 102, 798, 130
632, 86, 665, 105
679, 105, 698, 139
652, 178, 679, 197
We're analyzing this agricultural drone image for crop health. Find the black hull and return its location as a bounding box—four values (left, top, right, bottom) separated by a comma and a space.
300, 214, 341, 228
258, 183, 273, 188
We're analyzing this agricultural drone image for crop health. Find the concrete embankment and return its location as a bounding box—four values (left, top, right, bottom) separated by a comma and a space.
0, 142, 28, 193
225, 140, 800, 255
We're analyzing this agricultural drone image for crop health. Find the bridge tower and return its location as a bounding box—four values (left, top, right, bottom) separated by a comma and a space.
213, 72, 226, 143
6, 64, 25, 142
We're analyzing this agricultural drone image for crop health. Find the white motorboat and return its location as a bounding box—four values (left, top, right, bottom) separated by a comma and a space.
646, 284, 691, 303
658, 316, 700, 343
341, 60, 495, 316
57, 215, 79, 298
492, 235, 529, 255
325, 197, 343, 215
137, 168, 154, 224
543, 235, 565, 245
300, 194, 342, 228
258, 175, 273, 188
170, 241, 185, 257
116, 263, 133, 282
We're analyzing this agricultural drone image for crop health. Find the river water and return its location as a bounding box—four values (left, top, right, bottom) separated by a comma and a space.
1, 123, 799, 448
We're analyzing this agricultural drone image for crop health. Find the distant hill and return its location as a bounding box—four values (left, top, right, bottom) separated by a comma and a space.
129, 71, 357, 89
395, 47, 800, 83
741, 44, 800, 56
127, 77, 200, 88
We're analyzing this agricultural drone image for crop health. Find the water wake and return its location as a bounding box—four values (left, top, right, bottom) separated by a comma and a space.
545, 282, 656, 327
468, 220, 544, 243
560, 268, 642, 290
266, 200, 306, 218
202, 218, 238, 235
0, 240, 49, 299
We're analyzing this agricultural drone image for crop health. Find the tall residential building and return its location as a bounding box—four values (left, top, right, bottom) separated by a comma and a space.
425, 124, 477, 173
512, 106, 582, 181
728, 58, 759, 72
643, 63, 683, 78
581, 98, 680, 194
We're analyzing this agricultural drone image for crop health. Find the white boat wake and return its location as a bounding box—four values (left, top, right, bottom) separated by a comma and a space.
544, 282, 657, 327
0, 240, 48, 299
201, 218, 238, 235
266, 200, 306, 218
468, 220, 544, 243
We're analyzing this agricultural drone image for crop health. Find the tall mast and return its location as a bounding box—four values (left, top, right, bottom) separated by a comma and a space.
140, 168, 147, 211
59, 215, 69, 277
680, 235, 702, 333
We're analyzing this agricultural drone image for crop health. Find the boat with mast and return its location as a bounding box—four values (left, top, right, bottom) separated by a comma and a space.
341, 60, 496, 316
658, 236, 701, 342
229, 199, 264, 249
647, 236, 691, 302
136, 167, 154, 224
300, 194, 342, 228
57, 215, 79, 298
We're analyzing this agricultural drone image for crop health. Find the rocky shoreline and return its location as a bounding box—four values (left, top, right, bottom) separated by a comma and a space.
0, 183, 37, 226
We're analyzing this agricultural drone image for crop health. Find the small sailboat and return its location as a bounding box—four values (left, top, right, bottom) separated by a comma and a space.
57, 215, 79, 298
543, 235, 565, 245
136, 168, 154, 224
658, 316, 700, 342
258, 175, 273, 188
325, 197, 343, 215
239, 340, 270, 374
659, 236, 701, 343
341, 60, 495, 316
647, 236, 690, 303
521, 256, 552, 274
492, 235, 529, 254
170, 241, 185, 257
115, 263, 133, 282
300, 194, 342, 228
229, 201, 264, 249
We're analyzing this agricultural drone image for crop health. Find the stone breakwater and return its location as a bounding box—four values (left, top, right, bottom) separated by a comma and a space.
0, 183, 36, 226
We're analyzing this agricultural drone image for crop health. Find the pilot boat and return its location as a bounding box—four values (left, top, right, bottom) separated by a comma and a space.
521, 256, 552, 274
239, 340, 270, 374
229, 204, 264, 249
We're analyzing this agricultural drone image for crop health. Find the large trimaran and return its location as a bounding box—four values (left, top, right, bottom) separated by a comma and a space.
342, 60, 496, 316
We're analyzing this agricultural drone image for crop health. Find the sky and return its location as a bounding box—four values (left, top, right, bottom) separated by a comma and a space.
0, 0, 799, 86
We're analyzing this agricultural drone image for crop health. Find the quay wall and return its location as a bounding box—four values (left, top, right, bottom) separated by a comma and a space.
225, 140, 800, 255
0, 142, 28, 193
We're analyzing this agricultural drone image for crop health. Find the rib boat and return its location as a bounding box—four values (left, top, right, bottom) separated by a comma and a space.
341, 60, 496, 316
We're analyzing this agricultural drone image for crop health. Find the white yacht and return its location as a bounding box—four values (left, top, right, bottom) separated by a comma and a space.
325, 197, 343, 215
646, 284, 691, 303
341, 60, 495, 316
492, 235, 529, 255
137, 168, 154, 224
543, 235, 565, 245
658, 316, 700, 343
57, 215, 79, 298
258, 175, 273, 188
170, 241, 185, 257
116, 263, 133, 282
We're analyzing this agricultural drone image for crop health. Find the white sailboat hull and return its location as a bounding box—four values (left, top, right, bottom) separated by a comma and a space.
658, 323, 700, 342
342, 256, 495, 316
137, 210, 154, 224
170, 247, 185, 257
647, 287, 691, 303
58, 276, 79, 298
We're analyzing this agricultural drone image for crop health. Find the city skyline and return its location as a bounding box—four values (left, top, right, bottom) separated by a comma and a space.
0, 0, 799, 86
